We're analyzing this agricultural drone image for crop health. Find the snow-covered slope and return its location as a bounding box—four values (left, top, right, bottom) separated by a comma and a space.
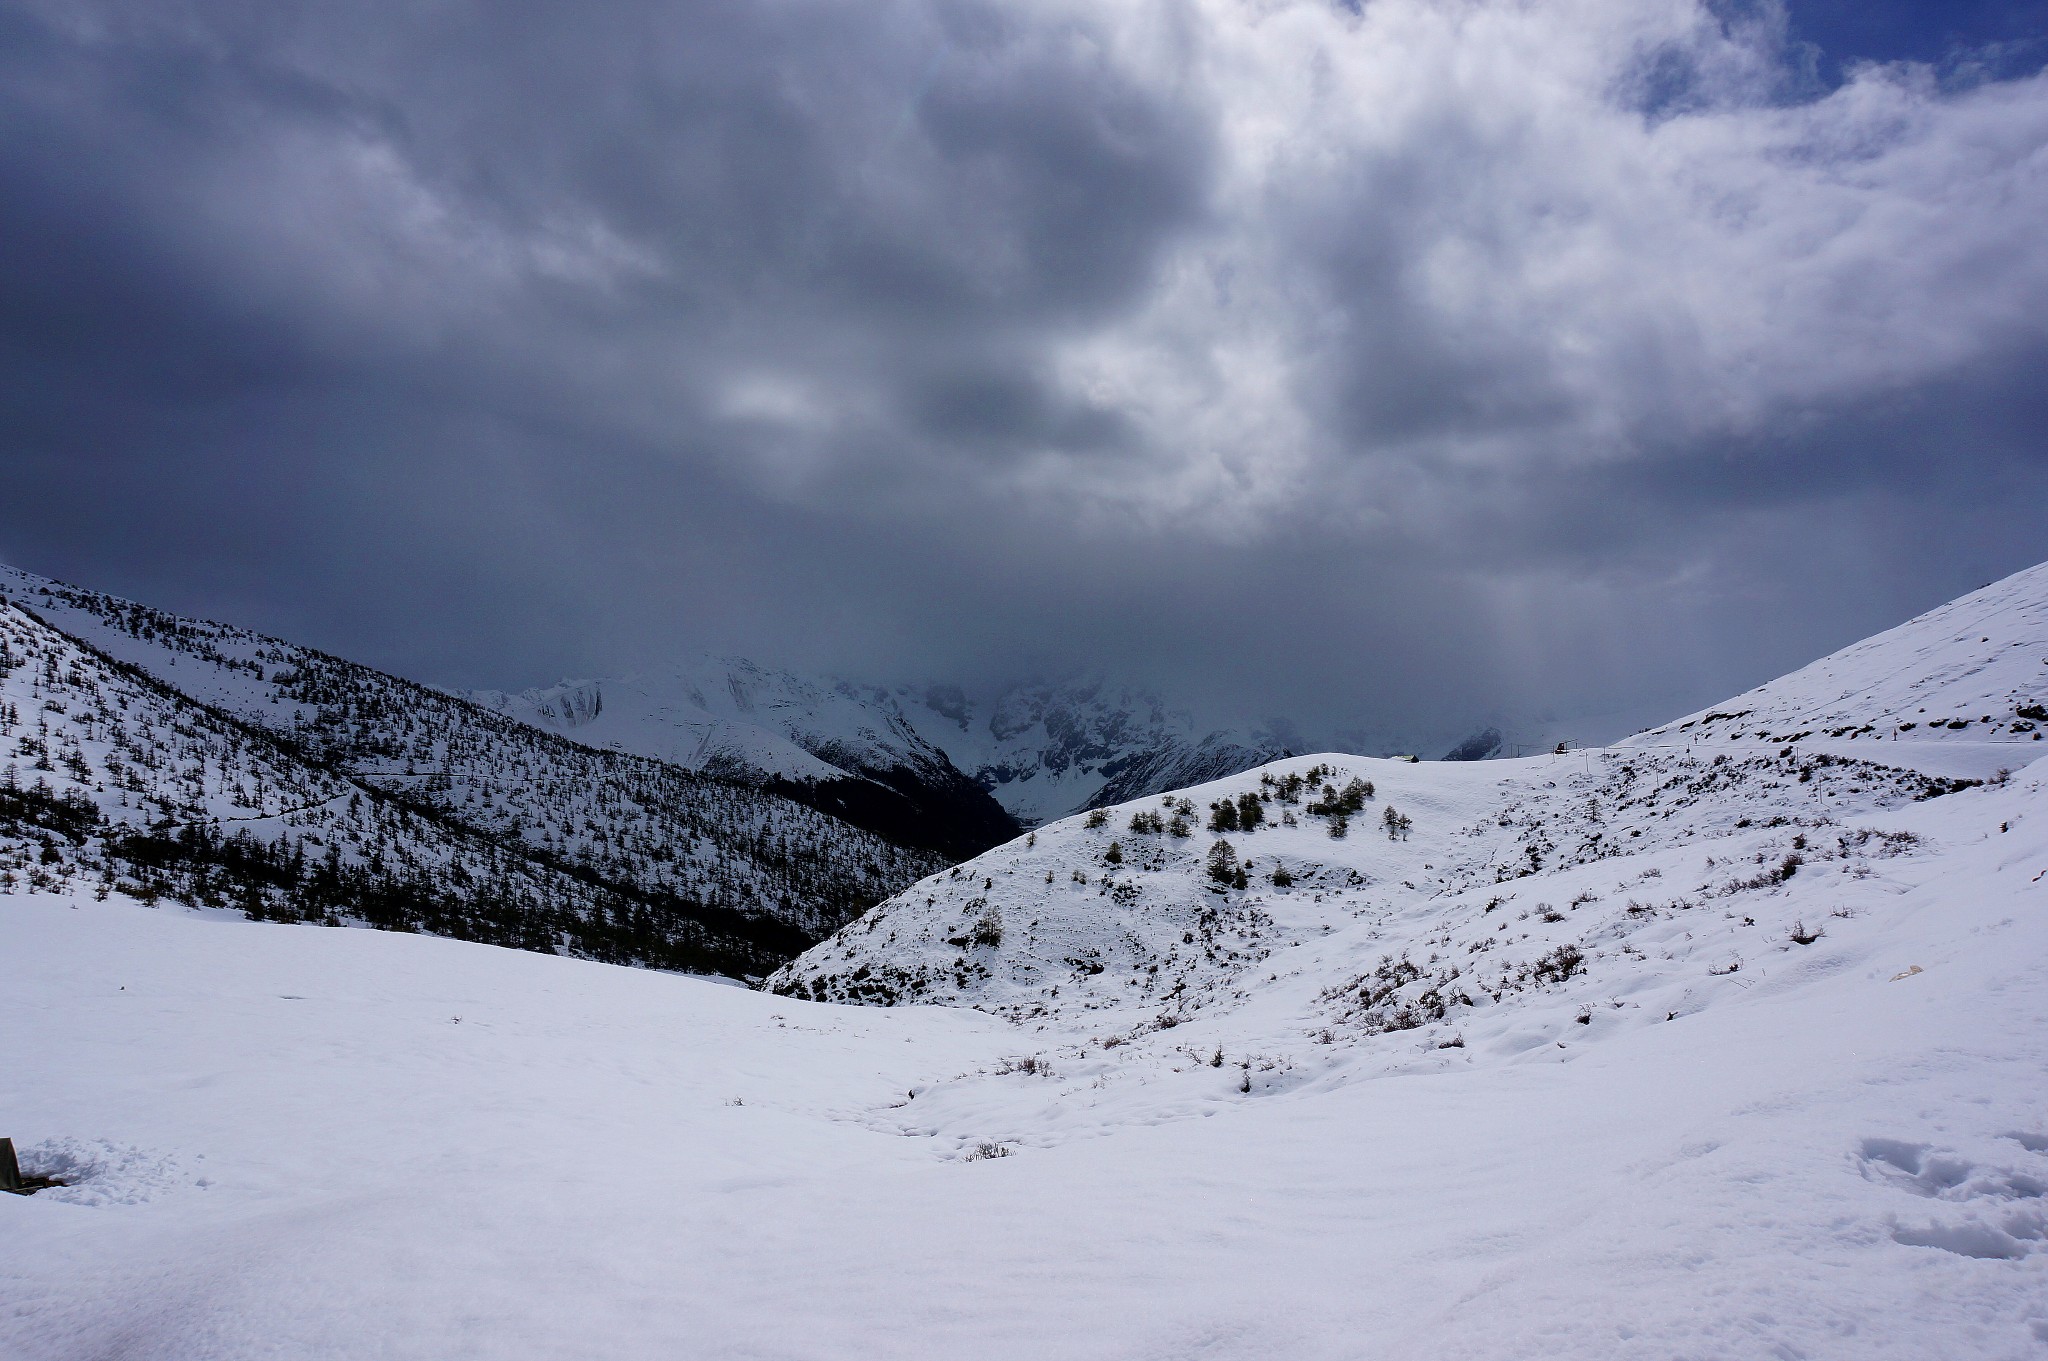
474, 667, 1302, 829
774, 565, 2046, 1024
469, 671, 848, 782
4, 755, 2043, 1358
770, 745, 1981, 1019
1624, 560, 2048, 763
0, 592, 728, 959
0, 567, 945, 972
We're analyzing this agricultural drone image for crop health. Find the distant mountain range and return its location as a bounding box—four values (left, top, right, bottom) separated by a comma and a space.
0, 564, 1339, 976
467, 670, 1307, 832
465, 666, 1021, 860
466, 661, 1670, 835
0, 559, 1691, 980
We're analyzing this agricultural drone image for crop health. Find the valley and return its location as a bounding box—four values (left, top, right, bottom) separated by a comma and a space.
3, 562, 2045, 1359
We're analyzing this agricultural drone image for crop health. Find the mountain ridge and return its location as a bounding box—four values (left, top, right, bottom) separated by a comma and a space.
769, 558, 2046, 1021
468, 666, 1309, 829
0, 565, 950, 974
467, 666, 1020, 859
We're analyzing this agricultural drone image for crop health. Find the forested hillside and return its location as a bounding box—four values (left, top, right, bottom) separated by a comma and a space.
0, 569, 948, 975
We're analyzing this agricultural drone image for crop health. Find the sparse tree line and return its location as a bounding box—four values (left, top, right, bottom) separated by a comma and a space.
1106, 766, 1394, 846
1076, 764, 1419, 897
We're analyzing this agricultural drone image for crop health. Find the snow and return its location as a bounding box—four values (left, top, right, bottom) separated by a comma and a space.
472, 666, 1303, 826
0, 566, 941, 962
6, 564, 2048, 1357
886, 680, 1296, 825
466, 665, 913, 787
6, 770, 2047, 1356
1626, 560, 2048, 766
770, 744, 1985, 1022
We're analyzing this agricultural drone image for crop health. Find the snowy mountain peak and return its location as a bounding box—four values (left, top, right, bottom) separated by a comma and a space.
470, 664, 1304, 832
468, 667, 858, 784
529, 679, 604, 727
888, 677, 1298, 825
464, 659, 1017, 858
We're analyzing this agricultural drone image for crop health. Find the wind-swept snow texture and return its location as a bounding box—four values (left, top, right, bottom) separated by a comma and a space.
5, 564, 2048, 1359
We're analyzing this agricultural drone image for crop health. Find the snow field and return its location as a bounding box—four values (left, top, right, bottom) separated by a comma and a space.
6, 751, 2047, 1359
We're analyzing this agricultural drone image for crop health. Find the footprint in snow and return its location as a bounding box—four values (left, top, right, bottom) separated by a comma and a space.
1856, 1137, 2048, 1260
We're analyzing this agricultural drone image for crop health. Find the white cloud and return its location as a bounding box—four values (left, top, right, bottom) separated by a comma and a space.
984, 0, 2048, 524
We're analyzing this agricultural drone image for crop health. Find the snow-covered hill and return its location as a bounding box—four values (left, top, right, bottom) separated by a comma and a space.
0, 567, 945, 973
770, 744, 1983, 1019
773, 562, 2046, 1025
1625, 561, 2048, 761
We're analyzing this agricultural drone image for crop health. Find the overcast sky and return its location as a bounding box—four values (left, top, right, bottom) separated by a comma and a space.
3, 0, 2045, 738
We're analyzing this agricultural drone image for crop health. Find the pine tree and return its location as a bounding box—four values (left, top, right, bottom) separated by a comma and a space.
1206, 839, 1240, 884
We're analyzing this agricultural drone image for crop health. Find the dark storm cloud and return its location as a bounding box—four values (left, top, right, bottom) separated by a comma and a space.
1, 0, 2045, 738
